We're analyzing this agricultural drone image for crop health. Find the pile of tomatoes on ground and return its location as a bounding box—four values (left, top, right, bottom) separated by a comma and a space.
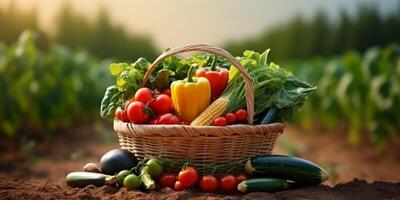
115, 87, 247, 126
158, 167, 247, 193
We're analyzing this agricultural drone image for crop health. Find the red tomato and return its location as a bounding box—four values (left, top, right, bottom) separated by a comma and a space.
126, 101, 150, 124
149, 94, 173, 115
235, 174, 247, 184
177, 167, 199, 188
149, 118, 159, 125
180, 121, 190, 125
199, 175, 218, 193
219, 175, 238, 193
174, 181, 185, 191
156, 113, 180, 125
195, 69, 206, 77
161, 89, 171, 97
235, 109, 247, 121
225, 113, 237, 124
115, 107, 129, 122
213, 117, 227, 126
124, 98, 135, 109
158, 173, 177, 188
135, 88, 154, 104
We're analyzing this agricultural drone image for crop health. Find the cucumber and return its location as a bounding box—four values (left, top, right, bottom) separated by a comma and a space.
66, 172, 116, 188
237, 178, 289, 193
245, 155, 329, 186
260, 107, 279, 125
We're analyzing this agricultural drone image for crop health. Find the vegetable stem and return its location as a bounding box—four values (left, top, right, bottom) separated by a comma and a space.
210, 55, 217, 71
187, 64, 197, 82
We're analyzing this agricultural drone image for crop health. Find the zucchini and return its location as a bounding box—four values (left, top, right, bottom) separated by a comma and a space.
245, 155, 329, 186
260, 107, 279, 125
237, 178, 289, 193
66, 172, 116, 188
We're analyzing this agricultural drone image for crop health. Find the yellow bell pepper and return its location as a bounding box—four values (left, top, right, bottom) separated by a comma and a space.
171, 64, 211, 122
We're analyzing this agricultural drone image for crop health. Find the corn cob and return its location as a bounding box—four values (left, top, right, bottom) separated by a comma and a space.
190, 97, 229, 126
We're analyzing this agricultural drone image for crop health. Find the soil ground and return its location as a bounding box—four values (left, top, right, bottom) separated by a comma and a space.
0, 122, 399, 199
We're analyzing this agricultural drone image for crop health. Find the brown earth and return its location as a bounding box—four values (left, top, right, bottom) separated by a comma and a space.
0, 122, 399, 200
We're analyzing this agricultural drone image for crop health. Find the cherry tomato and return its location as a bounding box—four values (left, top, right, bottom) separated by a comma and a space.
180, 121, 190, 125
124, 98, 135, 109
235, 109, 247, 121
161, 89, 171, 97
115, 107, 129, 122
199, 175, 218, 193
235, 173, 247, 184
219, 174, 237, 193
149, 94, 173, 115
158, 173, 177, 188
225, 113, 237, 124
149, 118, 159, 125
177, 167, 199, 188
126, 101, 150, 124
174, 181, 185, 191
135, 88, 154, 104
156, 113, 180, 124
213, 117, 227, 126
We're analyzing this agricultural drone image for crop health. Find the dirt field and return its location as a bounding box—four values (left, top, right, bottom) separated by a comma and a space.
0, 123, 399, 199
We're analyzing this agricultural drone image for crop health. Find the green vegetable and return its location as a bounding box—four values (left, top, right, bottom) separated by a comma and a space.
117, 170, 131, 186
245, 155, 329, 186
149, 69, 175, 90
237, 178, 289, 193
123, 174, 141, 189
100, 85, 123, 120
140, 167, 156, 190
145, 158, 163, 178
100, 59, 150, 120
65, 172, 116, 188
223, 49, 315, 122
265, 76, 316, 122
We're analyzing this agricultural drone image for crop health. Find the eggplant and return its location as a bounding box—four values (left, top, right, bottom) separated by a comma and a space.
100, 149, 139, 175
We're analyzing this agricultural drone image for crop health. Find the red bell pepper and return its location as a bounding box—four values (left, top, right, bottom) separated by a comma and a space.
196, 56, 229, 99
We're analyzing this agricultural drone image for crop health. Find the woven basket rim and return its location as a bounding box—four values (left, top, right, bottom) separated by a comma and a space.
114, 120, 285, 137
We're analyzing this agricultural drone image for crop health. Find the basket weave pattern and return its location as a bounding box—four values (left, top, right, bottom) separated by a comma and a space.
114, 44, 285, 174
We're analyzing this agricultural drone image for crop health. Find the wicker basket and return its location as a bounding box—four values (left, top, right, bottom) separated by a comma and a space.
114, 44, 285, 174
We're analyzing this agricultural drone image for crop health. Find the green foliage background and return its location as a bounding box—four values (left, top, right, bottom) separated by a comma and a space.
0, 31, 112, 138
290, 45, 400, 146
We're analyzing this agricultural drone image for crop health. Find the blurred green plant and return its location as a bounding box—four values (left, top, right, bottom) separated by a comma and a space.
0, 30, 113, 139
293, 45, 400, 147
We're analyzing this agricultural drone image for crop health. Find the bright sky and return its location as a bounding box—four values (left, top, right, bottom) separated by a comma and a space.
1, 0, 398, 50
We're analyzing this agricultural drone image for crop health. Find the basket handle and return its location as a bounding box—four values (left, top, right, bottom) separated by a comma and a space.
141, 44, 254, 125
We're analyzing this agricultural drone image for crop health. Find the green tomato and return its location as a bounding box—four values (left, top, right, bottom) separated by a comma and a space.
117, 170, 131, 186
145, 159, 163, 178
124, 174, 141, 189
